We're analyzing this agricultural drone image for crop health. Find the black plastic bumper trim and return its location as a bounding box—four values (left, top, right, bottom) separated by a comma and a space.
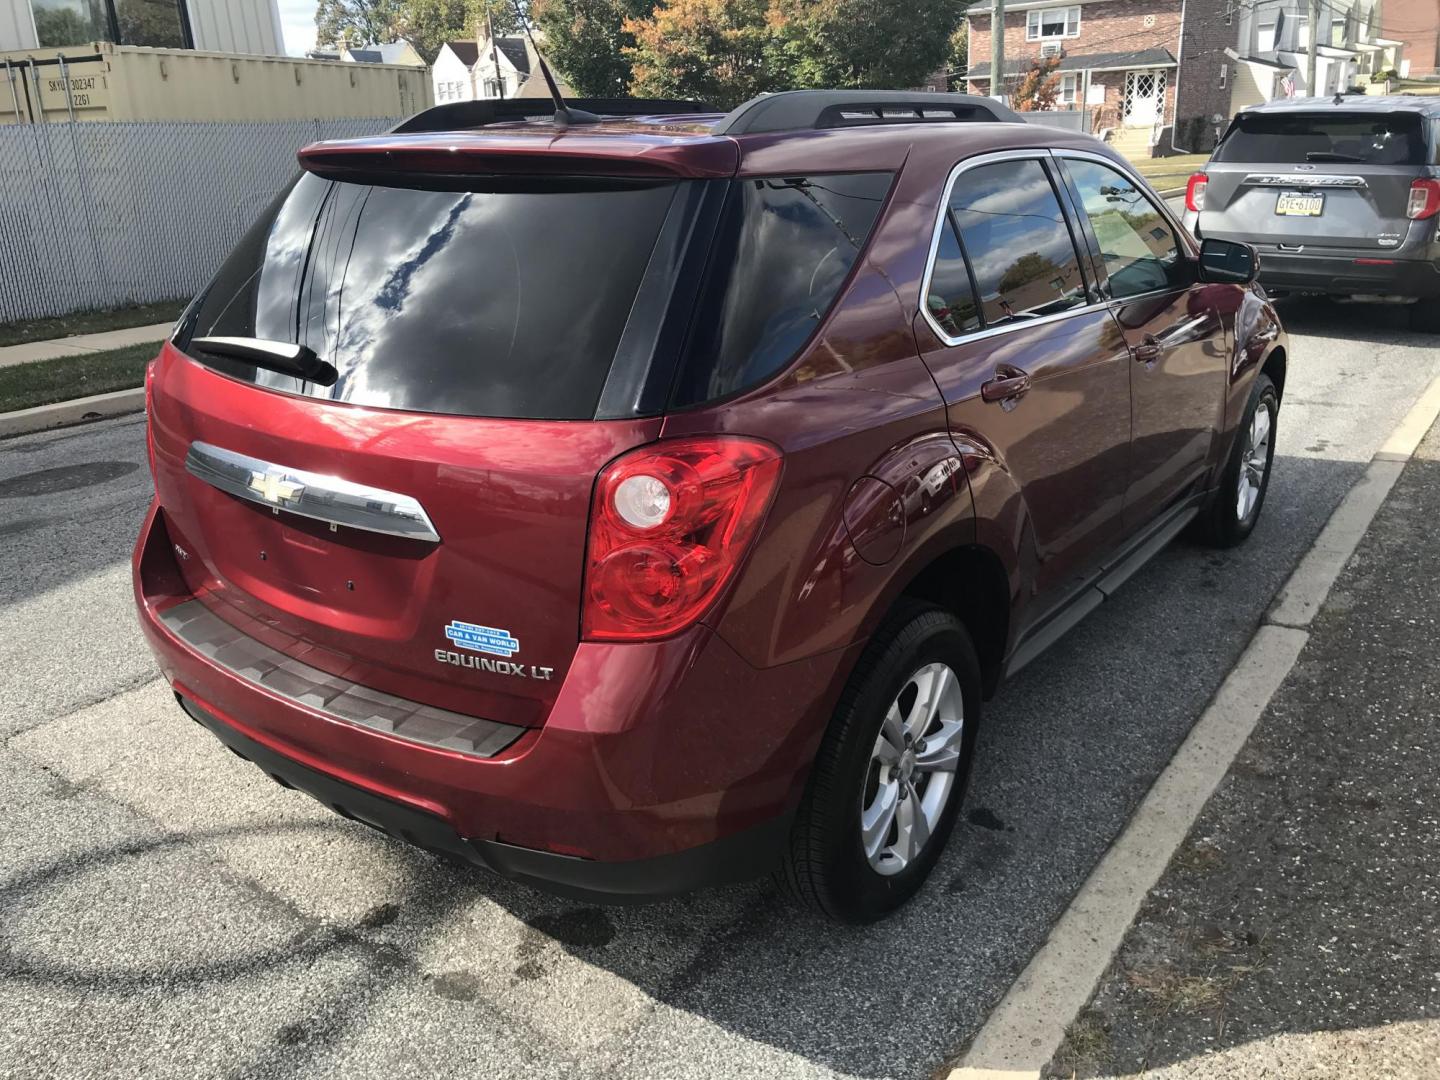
177, 693, 790, 903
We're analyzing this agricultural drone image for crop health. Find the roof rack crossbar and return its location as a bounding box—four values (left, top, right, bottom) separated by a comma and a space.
393, 98, 715, 135
710, 90, 1025, 135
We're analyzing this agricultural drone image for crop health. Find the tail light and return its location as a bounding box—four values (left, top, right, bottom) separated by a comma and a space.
1185, 173, 1208, 213
1406, 178, 1440, 220
583, 437, 782, 641
144, 359, 158, 485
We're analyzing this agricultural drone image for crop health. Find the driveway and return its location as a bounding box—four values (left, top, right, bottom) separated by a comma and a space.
2, 298, 1437, 1079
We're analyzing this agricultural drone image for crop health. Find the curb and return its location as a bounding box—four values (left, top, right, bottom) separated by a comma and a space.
948, 371, 1440, 1080
0, 386, 145, 439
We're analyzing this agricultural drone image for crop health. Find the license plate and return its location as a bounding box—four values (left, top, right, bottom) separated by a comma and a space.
1276, 191, 1324, 217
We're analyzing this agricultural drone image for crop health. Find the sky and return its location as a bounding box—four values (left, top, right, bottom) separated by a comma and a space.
275, 0, 316, 56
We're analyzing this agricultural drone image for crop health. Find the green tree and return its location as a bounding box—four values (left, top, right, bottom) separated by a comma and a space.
315, 0, 404, 47
624, 0, 783, 108
768, 0, 965, 91
947, 18, 967, 90
531, 0, 650, 97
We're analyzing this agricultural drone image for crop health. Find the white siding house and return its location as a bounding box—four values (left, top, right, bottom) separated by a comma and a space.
432, 40, 479, 102
1, 0, 282, 54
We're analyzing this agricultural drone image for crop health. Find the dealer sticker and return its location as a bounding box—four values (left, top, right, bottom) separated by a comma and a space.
443, 620, 520, 658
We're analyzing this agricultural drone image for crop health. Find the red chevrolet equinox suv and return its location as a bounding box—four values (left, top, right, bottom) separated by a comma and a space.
134, 91, 1288, 922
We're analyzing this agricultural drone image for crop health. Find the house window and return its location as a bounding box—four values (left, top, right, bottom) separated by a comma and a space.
1059, 72, 1079, 105
1027, 6, 1080, 41
1219, 63, 1228, 88
1257, 16, 1278, 51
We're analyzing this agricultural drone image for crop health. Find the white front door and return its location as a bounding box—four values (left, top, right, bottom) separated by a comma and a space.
1122, 70, 1165, 127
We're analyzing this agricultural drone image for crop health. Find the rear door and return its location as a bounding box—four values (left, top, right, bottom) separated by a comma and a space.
1057, 153, 1227, 531
151, 171, 688, 729
1201, 110, 1429, 251
914, 152, 1132, 623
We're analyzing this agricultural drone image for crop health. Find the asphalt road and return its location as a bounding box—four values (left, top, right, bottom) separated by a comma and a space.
2, 297, 1438, 1080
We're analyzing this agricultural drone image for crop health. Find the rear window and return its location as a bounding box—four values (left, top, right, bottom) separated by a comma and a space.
1213, 112, 1426, 165
179, 174, 680, 420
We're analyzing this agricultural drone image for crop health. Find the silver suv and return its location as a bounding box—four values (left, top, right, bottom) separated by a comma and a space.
1182, 95, 1440, 332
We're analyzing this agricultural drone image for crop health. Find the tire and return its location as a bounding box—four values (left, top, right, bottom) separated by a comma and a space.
1408, 301, 1440, 334
1196, 372, 1278, 548
777, 600, 981, 923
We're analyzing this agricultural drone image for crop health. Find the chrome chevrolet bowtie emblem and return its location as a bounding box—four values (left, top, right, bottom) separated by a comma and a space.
247, 470, 304, 505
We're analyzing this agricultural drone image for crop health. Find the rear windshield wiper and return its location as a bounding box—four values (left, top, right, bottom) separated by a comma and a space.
190, 337, 338, 386
1305, 151, 1367, 162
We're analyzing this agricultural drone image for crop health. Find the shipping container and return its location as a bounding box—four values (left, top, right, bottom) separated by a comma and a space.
0, 41, 431, 124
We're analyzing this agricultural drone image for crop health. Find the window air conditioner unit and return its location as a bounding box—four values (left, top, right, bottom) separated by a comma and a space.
1040, 41, 1063, 58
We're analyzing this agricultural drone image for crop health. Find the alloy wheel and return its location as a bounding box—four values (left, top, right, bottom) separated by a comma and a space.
1236, 399, 1273, 524
860, 662, 965, 876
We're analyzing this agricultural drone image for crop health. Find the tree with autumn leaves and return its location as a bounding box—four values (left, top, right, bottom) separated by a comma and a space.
315, 0, 968, 107
623, 0, 966, 108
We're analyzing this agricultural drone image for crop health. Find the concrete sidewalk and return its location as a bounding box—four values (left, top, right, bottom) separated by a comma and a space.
1048, 416, 1440, 1078
0, 322, 171, 368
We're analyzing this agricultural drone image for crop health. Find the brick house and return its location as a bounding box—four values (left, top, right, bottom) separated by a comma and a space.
965, 0, 1182, 156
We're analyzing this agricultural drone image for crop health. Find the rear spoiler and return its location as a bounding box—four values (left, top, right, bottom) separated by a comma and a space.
297, 131, 739, 182
392, 98, 716, 134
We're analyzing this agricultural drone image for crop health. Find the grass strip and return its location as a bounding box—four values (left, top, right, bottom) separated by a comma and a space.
0, 300, 185, 348
0, 342, 158, 412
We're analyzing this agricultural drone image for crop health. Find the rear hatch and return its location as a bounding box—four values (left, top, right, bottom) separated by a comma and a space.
150, 147, 715, 729
1200, 109, 1431, 250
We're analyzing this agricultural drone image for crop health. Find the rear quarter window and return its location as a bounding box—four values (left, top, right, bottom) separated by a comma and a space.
669, 172, 892, 407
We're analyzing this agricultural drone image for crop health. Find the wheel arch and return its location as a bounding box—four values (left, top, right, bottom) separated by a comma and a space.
896, 543, 1012, 699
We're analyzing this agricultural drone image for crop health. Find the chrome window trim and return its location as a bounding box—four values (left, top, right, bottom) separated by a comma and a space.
184, 441, 442, 543
1050, 147, 1198, 308
918, 148, 1107, 349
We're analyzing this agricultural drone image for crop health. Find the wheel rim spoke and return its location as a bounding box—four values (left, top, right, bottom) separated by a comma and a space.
915, 718, 964, 772
897, 784, 930, 864
862, 783, 899, 861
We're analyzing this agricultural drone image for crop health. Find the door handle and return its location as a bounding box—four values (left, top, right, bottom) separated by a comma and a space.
981, 364, 1032, 408
1132, 338, 1161, 365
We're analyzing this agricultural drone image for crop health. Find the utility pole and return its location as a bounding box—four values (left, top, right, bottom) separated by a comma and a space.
1306, 0, 1319, 97
991, 0, 1006, 101
487, 10, 504, 99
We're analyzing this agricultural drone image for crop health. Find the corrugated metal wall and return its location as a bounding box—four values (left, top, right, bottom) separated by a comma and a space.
187, 0, 283, 56
0, 0, 37, 52
0, 117, 395, 323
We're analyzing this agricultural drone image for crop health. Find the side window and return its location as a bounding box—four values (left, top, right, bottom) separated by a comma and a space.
925, 221, 982, 338
948, 158, 1089, 328
671, 172, 893, 407
1063, 158, 1185, 299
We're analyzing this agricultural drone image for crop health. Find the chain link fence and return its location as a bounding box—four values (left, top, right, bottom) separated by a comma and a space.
0, 118, 398, 325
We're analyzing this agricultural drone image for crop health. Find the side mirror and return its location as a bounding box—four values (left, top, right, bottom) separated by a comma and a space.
1198, 238, 1259, 285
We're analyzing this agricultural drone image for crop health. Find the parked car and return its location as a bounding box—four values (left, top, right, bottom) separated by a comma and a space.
134, 90, 1287, 922
1182, 95, 1440, 332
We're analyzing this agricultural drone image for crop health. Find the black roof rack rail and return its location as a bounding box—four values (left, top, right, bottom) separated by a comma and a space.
710, 90, 1025, 135
393, 97, 716, 134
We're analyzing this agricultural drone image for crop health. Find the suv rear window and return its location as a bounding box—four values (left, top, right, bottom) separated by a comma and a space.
1213, 112, 1426, 166
180, 169, 892, 419
179, 174, 680, 420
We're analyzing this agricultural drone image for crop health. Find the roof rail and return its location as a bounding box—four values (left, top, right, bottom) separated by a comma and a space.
710, 90, 1025, 135
393, 97, 716, 134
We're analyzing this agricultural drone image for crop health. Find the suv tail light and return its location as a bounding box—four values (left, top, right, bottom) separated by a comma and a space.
1406, 178, 1440, 220
1185, 173, 1208, 213
144, 359, 158, 485
583, 437, 782, 641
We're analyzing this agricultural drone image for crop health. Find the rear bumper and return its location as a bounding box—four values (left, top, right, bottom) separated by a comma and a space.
177, 693, 788, 902
134, 500, 858, 900
1255, 250, 1440, 298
